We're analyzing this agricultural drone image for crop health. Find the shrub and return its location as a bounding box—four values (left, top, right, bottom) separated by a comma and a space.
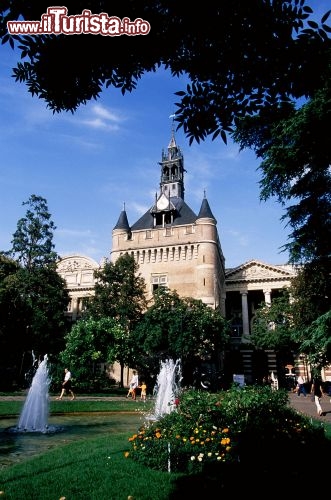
126, 411, 236, 473
126, 385, 326, 474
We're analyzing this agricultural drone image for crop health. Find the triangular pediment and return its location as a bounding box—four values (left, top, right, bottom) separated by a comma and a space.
57, 254, 99, 273
225, 259, 296, 282
57, 254, 100, 289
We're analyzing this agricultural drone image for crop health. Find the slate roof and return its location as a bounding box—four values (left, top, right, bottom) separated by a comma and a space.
197, 197, 216, 221
113, 210, 130, 231
131, 197, 198, 231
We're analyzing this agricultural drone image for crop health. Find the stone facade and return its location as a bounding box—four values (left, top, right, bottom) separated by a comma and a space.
57, 254, 98, 322
111, 130, 226, 313
225, 260, 296, 340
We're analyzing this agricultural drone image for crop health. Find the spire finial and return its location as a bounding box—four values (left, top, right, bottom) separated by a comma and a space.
169, 113, 176, 136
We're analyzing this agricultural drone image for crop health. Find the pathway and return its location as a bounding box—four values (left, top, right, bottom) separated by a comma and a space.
288, 390, 331, 421
2, 391, 331, 422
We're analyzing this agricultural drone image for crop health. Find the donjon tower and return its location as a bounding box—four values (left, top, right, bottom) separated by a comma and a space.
111, 129, 226, 313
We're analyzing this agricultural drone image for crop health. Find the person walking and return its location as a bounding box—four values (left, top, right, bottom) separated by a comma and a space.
139, 381, 147, 402
56, 368, 75, 400
128, 370, 139, 400
296, 375, 307, 397
311, 374, 324, 416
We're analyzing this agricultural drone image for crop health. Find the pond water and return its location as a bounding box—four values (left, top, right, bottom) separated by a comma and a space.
0, 412, 142, 469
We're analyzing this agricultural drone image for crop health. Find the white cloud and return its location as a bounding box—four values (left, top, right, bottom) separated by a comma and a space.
80, 117, 120, 130
75, 103, 125, 130
92, 104, 122, 122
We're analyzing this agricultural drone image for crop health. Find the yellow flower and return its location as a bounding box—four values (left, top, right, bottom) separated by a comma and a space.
124, 451, 130, 458
155, 432, 161, 439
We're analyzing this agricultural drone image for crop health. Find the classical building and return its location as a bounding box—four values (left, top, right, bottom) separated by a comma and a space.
58, 130, 329, 386
57, 255, 98, 323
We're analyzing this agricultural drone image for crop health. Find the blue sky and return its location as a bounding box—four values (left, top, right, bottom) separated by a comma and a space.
0, 3, 327, 269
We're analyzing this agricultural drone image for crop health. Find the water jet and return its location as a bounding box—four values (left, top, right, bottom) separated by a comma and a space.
147, 359, 182, 421
10, 354, 59, 434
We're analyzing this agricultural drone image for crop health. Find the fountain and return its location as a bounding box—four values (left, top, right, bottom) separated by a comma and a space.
148, 359, 182, 421
14, 354, 53, 433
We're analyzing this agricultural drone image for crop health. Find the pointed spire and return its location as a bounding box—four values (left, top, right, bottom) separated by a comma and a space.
197, 193, 216, 221
168, 123, 177, 151
113, 204, 130, 231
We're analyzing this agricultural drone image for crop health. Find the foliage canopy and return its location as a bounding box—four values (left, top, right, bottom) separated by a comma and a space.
0, 1, 330, 144
0, 195, 69, 388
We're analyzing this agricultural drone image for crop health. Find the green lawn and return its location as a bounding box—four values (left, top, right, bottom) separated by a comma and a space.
0, 397, 182, 499
1, 395, 331, 499
0, 396, 154, 417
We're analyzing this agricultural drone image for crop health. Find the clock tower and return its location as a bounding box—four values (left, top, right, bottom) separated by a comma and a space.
159, 126, 185, 200
149, 127, 186, 227
111, 128, 226, 311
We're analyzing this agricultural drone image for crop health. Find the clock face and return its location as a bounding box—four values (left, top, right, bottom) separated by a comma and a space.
157, 195, 169, 210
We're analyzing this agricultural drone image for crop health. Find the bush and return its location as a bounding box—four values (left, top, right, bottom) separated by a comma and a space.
126, 385, 326, 474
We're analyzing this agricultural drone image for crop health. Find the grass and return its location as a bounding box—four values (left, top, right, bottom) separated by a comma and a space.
0, 396, 180, 499
1, 394, 331, 499
0, 396, 154, 417
0, 431, 181, 499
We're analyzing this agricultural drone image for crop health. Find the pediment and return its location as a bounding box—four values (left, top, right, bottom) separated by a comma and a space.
225, 259, 296, 282
57, 254, 100, 289
57, 254, 99, 273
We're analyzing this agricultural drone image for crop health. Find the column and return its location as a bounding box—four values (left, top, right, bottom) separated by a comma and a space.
241, 292, 250, 337
263, 288, 272, 305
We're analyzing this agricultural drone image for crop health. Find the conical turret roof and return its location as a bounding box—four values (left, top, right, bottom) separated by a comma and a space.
113, 208, 130, 231
197, 195, 216, 222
